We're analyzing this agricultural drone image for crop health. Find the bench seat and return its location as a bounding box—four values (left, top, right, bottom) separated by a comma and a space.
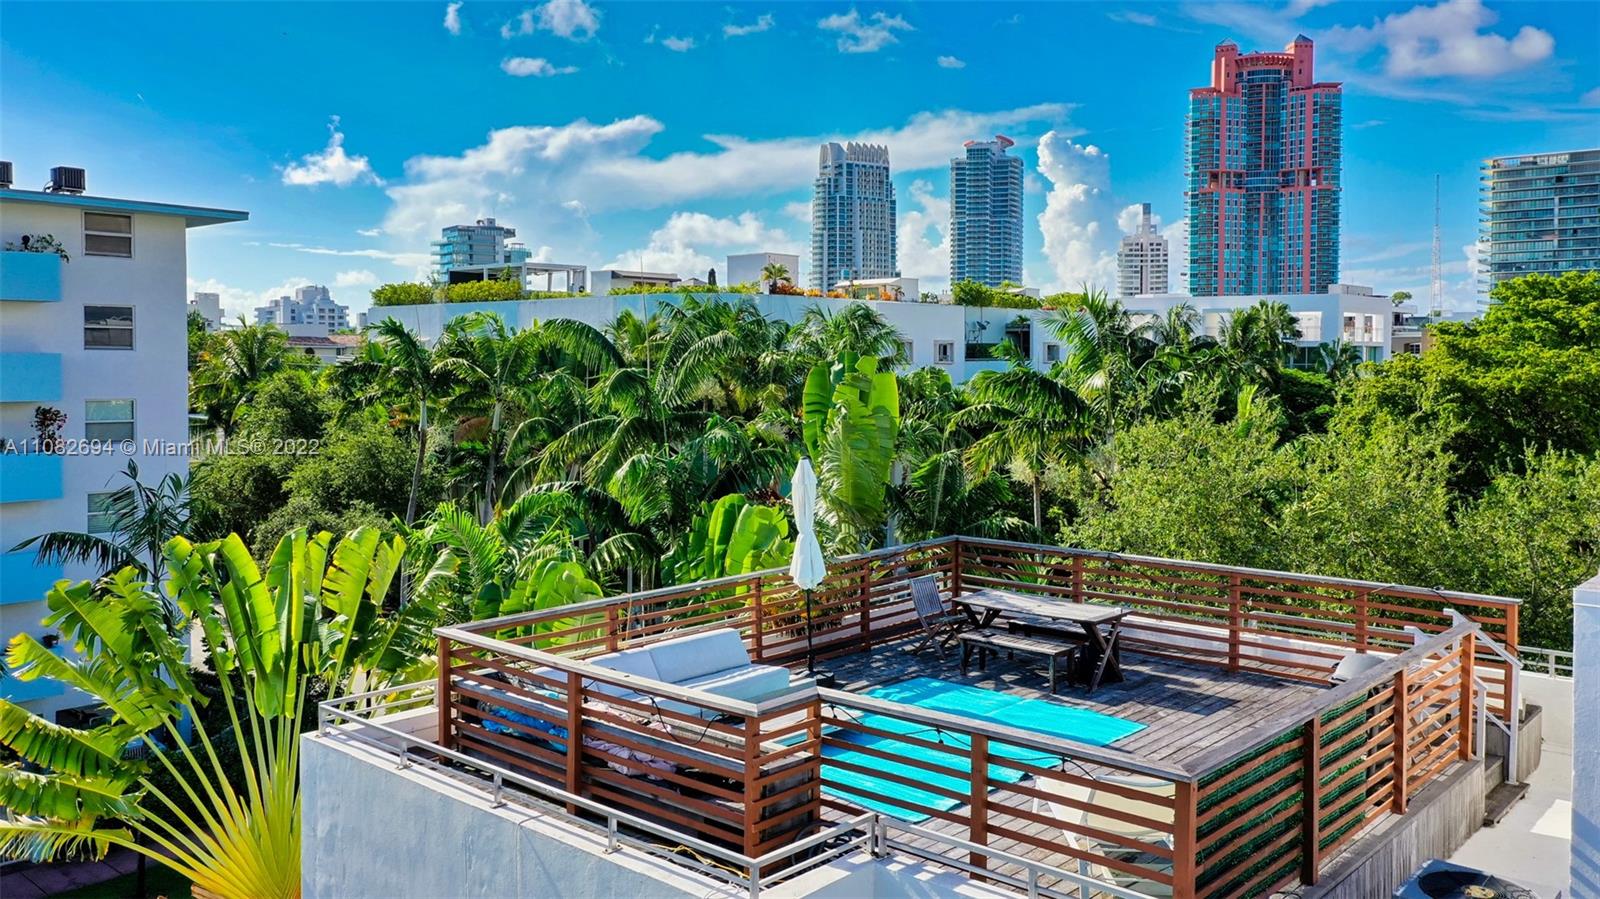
958, 628, 1082, 694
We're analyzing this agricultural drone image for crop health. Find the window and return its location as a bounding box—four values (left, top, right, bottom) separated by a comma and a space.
1044, 343, 1062, 363
83, 212, 133, 257
85, 400, 134, 442
898, 339, 914, 363
85, 305, 134, 348
87, 493, 118, 535
934, 341, 954, 364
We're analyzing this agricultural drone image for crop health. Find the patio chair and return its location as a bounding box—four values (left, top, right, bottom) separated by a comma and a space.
1030, 771, 1176, 898
908, 575, 964, 657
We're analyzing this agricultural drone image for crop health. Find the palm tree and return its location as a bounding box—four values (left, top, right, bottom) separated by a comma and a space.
1219, 299, 1302, 387
11, 461, 189, 588
190, 322, 306, 437
788, 303, 908, 368
1047, 288, 1144, 447
352, 318, 447, 524
948, 342, 1089, 532
760, 262, 791, 292
1317, 339, 1363, 381
0, 528, 436, 895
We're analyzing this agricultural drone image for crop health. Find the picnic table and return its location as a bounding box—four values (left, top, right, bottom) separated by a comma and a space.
951, 589, 1131, 693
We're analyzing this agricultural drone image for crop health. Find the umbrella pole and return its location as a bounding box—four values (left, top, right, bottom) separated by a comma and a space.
804, 588, 817, 676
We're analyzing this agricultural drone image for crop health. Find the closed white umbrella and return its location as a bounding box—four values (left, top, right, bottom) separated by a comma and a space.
788, 458, 828, 675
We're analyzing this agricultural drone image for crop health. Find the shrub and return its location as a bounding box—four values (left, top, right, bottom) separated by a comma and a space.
370, 282, 438, 307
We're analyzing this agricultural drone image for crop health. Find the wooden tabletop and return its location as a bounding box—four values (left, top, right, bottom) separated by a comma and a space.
954, 589, 1129, 624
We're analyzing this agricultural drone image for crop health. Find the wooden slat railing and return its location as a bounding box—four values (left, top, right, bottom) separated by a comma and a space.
435, 538, 1512, 898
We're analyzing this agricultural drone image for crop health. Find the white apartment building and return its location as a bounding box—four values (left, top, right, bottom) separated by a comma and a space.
726, 252, 801, 288
1126, 283, 1395, 365
255, 284, 351, 335
189, 290, 222, 331
1117, 203, 1169, 297
371, 293, 1063, 383
0, 167, 246, 719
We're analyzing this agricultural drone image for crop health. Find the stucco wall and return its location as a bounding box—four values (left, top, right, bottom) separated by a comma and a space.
1572, 572, 1600, 899
301, 731, 745, 899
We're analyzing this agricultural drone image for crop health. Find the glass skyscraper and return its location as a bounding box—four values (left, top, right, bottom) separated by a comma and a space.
1479, 149, 1600, 294
431, 217, 531, 278
810, 142, 897, 291
1187, 36, 1342, 297
949, 135, 1024, 287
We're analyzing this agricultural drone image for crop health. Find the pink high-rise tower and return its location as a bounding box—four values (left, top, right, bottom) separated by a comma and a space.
1187, 36, 1342, 296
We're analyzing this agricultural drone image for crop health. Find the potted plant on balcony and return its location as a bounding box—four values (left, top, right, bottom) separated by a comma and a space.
3, 234, 70, 262
31, 406, 66, 454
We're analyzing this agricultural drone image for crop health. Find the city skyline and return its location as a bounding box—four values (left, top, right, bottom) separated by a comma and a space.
2, 0, 1595, 317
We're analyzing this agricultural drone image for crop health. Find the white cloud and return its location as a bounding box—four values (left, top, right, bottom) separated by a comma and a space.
443, 1, 463, 35
1161, 219, 1188, 294
334, 269, 380, 288
1116, 203, 1152, 236
379, 104, 1071, 242
936, 55, 965, 69
603, 211, 800, 277
1035, 132, 1120, 292
1107, 10, 1160, 26
501, 56, 579, 77
724, 13, 774, 37
1581, 87, 1600, 106
266, 241, 431, 270
1324, 0, 1554, 78
818, 9, 912, 53
280, 116, 382, 188
661, 35, 696, 52
356, 227, 384, 237
501, 0, 599, 40
782, 201, 812, 225
896, 179, 950, 289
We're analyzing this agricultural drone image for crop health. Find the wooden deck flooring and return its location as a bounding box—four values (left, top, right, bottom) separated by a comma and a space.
805, 634, 1328, 895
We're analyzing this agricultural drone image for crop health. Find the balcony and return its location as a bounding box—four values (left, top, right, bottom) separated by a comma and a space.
0, 352, 62, 403
0, 452, 63, 502
316, 537, 1530, 899
0, 549, 64, 605
0, 250, 64, 302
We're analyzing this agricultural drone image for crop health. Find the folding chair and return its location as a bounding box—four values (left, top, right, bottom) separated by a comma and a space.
908, 575, 965, 656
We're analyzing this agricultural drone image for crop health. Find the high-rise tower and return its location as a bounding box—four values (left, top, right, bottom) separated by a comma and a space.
1117, 203, 1170, 296
949, 135, 1024, 287
1187, 36, 1342, 296
1479, 149, 1600, 299
811, 142, 897, 291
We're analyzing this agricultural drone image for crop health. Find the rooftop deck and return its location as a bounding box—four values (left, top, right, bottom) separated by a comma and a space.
409, 536, 1523, 899
821, 633, 1324, 769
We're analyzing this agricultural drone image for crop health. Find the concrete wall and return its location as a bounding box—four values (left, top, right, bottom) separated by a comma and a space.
301, 731, 745, 899
1572, 572, 1600, 899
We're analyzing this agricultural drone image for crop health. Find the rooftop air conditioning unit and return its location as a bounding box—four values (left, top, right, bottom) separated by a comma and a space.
0, 161, 12, 189
47, 166, 86, 195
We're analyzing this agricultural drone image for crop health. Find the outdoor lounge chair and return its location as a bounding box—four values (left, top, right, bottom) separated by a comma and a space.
908, 575, 965, 657
1030, 771, 1176, 898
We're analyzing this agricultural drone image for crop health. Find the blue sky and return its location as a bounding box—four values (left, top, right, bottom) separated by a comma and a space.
2, 0, 1595, 316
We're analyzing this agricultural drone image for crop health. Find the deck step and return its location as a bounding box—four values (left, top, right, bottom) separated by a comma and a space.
1482, 780, 1529, 826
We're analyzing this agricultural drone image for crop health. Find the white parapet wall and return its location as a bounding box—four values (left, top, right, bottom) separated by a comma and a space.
1572, 571, 1600, 899
300, 731, 745, 899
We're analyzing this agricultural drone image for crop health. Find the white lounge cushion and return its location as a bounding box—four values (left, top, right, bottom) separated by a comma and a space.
678, 664, 792, 703
644, 628, 753, 683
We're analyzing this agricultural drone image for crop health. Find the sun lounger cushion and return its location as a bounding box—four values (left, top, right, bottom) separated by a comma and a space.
677, 664, 792, 703
644, 628, 755, 683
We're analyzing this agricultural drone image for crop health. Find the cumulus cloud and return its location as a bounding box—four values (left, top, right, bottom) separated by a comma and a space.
1035, 132, 1120, 291
782, 201, 813, 225
603, 211, 800, 276
356, 227, 384, 237
443, 1, 462, 35
501, 0, 599, 40
724, 13, 774, 37
1162, 219, 1188, 294
1324, 0, 1554, 78
280, 117, 382, 188
334, 269, 380, 288
1581, 86, 1600, 106
661, 35, 696, 52
378, 104, 1071, 243
936, 55, 965, 69
501, 57, 579, 77
896, 179, 950, 289
818, 9, 912, 53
